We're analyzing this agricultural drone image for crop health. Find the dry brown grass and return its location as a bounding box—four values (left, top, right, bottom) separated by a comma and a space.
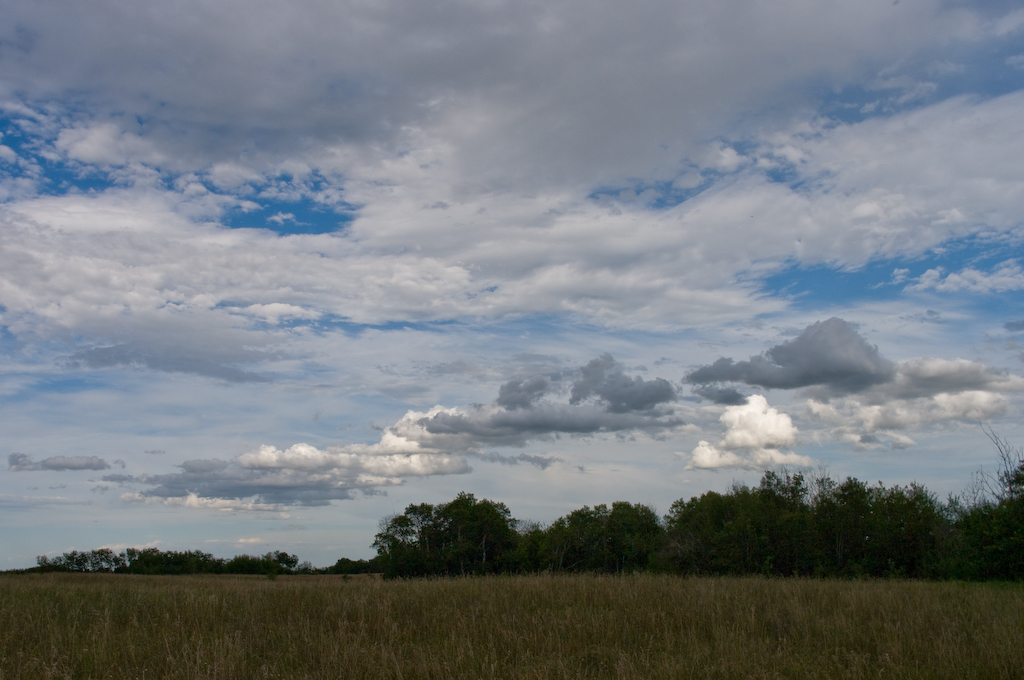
1, 573, 1021, 679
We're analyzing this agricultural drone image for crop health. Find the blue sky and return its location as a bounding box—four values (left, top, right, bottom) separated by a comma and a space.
2, 0, 1024, 569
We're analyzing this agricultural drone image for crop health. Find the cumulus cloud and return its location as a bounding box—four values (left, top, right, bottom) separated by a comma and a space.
682, 395, 812, 470
686, 318, 895, 398
684, 318, 1024, 450
9, 453, 111, 471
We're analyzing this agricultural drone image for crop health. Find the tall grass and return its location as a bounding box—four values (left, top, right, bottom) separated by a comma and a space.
1, 573, 1021, 679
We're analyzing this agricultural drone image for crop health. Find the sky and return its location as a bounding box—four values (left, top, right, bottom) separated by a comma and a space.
2, 0, 1024, 569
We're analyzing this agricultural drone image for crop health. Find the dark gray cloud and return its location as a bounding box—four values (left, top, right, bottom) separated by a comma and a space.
691, 384, 748, 405
9, 454, 36, 471
884, 358, 1023, 401
496, 375, 553, 410
418, 353, 680, 445
128, 465, 357, 506
1005, 319, 1024, 332
9, 453, 111, 471
420, 403, 682, 447
108, 456, 376, 506
569, 354, 676, 413
0, 0, 981, 195
64, 342, 269, 383
686, 318, 895, 396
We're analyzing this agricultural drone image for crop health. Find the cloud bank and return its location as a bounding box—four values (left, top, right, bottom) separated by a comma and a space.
115, 355, 680, 508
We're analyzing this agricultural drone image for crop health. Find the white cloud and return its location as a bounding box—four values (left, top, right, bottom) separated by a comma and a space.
207, 162, 265, 190
55, 123, 167, 167
267, 212, 295, 225
814, 388, 1011, 432
803, 356, 1024, 448
682, 395, 813, 470
1, 86, 1022, 357
905, 260, 1024, 294
239, 442, 470, 478
236, 537, 265, 544
719, 395, 798, 449
121, 491, 291, 516
239, 303, 320, 324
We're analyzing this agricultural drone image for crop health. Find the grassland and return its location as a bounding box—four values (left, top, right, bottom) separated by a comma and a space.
1, 573, 1022, 679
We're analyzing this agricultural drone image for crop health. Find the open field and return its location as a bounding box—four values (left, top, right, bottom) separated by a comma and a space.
1, 573, 1022, 679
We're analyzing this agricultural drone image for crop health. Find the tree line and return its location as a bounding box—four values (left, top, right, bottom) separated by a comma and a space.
372, 432, 1024, 580
21, 432, 1024, 581
32, 548, 383, 576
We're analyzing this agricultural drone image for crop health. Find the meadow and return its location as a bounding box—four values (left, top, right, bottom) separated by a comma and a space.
1, 573, 1022, 679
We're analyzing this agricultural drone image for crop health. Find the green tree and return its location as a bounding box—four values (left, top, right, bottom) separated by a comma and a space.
373, 492, 519, 578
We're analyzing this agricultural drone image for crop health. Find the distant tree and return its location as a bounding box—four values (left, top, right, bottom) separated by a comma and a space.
373, 492, 519, 578
664, 482, 767, 575
546, 504, 610, 571
949, 429, 1024, 580
223, 552, 298, 575
124, 548, 224, 575
542, 501, 663, 573
605, 501, 664, 573
36, 549, 127, 573
328, 557, 384, 574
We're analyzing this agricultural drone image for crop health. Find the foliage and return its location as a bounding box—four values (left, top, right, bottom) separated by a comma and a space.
35, 548, 301, 576
544, 501, 664, 573
327, 556, 384, 574
373, 492, 519, 578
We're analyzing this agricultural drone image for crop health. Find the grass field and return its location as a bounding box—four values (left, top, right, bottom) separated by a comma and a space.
1, 573, 1021, 679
